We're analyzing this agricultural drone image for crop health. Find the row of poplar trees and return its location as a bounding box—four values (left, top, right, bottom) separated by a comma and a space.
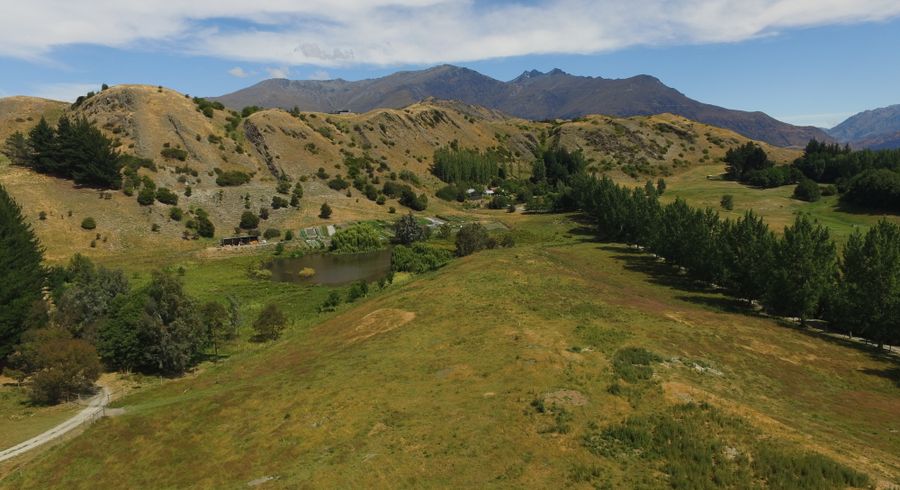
573, 176, 899, 349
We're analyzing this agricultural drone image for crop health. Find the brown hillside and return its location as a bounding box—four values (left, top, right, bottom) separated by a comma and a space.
0, 96, 67, 141
0, 85, 799, 262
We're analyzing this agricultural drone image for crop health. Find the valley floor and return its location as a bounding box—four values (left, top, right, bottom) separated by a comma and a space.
1, 214, 897, 488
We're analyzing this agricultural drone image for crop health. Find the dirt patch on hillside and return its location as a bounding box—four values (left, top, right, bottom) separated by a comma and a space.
346, 309, 415, 344
543, 390, 588, 407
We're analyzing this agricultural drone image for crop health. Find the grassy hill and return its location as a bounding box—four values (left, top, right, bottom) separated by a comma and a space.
1, 87, 897, 487
1, 214, 896, 487
0, 85, 797, 263
0, 96, 67, 142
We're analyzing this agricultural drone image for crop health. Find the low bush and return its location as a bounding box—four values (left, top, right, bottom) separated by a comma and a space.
239, 211, 259, 230
793, 178, 821, 202
436, 184, 466, 202
215, 169, 252, 186
455, 223, 490, 256
160, 147, 188, 161
391, 243, 452, 273
612, 347, 660, 383
346, 280, 369, 302
328, 177, 350, 191
155, 187, 179, 205
271, 196, 289, 209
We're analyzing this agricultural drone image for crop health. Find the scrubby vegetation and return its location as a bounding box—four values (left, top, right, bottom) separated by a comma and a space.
455, 223, 491, 256
192, 97, 224, 118
160, 147, 188, 161
390, 243, 452, 273
155, 187, 179, 205
583, 402, 868, 490
215, 169, 252, 187
80, 217, 97, 230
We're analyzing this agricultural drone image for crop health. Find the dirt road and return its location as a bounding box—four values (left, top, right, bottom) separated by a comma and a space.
0, 387, 109, 462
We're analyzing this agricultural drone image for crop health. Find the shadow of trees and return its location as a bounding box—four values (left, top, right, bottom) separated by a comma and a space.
584, 234, 899, 372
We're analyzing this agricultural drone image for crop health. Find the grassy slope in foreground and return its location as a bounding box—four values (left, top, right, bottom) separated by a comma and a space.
2, 215, 898, 488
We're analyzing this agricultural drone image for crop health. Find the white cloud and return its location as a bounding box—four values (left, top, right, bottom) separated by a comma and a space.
228, 66, 249, 77
1, 1, 899, 66
308, 70, 331, 81
31, 82, 99, 102
266, 66, 290, 78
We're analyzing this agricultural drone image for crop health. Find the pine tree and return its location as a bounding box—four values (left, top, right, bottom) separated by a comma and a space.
70, 118, 122, 188
2, 131, 31, 166
722, 211, 776, 302
766, 215, 837, 325
0, 183, 45, 360
836, 220, 900, 348
27, 116, 56, 174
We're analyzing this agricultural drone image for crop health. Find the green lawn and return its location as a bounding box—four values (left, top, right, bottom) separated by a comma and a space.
3, 214, 897, 488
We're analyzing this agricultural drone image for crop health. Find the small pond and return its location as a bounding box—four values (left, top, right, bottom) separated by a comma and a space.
269, 248, 392, 286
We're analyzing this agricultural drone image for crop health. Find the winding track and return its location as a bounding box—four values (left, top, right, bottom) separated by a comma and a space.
0, 387, 109, 463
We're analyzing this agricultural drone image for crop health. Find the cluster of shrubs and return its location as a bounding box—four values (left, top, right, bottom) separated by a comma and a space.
215, 168, 252, 186
318, 274, 394, 313
381, 181, 428, 211
391, 243, 452, 273
454, 223, 514, 256
192, 97, 224, 118
160, 147, 188, 161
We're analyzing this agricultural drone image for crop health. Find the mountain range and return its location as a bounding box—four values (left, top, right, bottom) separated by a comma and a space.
212, 65, 830, 149
828, 104, 900, 149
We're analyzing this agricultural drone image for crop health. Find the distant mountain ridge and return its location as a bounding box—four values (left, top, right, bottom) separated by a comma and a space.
211, 65, 830, 148
828, 104, 900, 149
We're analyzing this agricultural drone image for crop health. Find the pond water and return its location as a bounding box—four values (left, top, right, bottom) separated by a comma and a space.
269, 248, 392, 286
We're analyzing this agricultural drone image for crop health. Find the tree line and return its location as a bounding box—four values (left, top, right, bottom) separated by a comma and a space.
432, 144, 503, 185
573, 175, 899, 348
794, 140, 900, 211
725, 139, 900, 211
3, 116, 123, 189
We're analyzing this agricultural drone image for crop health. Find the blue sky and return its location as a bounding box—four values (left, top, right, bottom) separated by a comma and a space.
1, 1, 899, 128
